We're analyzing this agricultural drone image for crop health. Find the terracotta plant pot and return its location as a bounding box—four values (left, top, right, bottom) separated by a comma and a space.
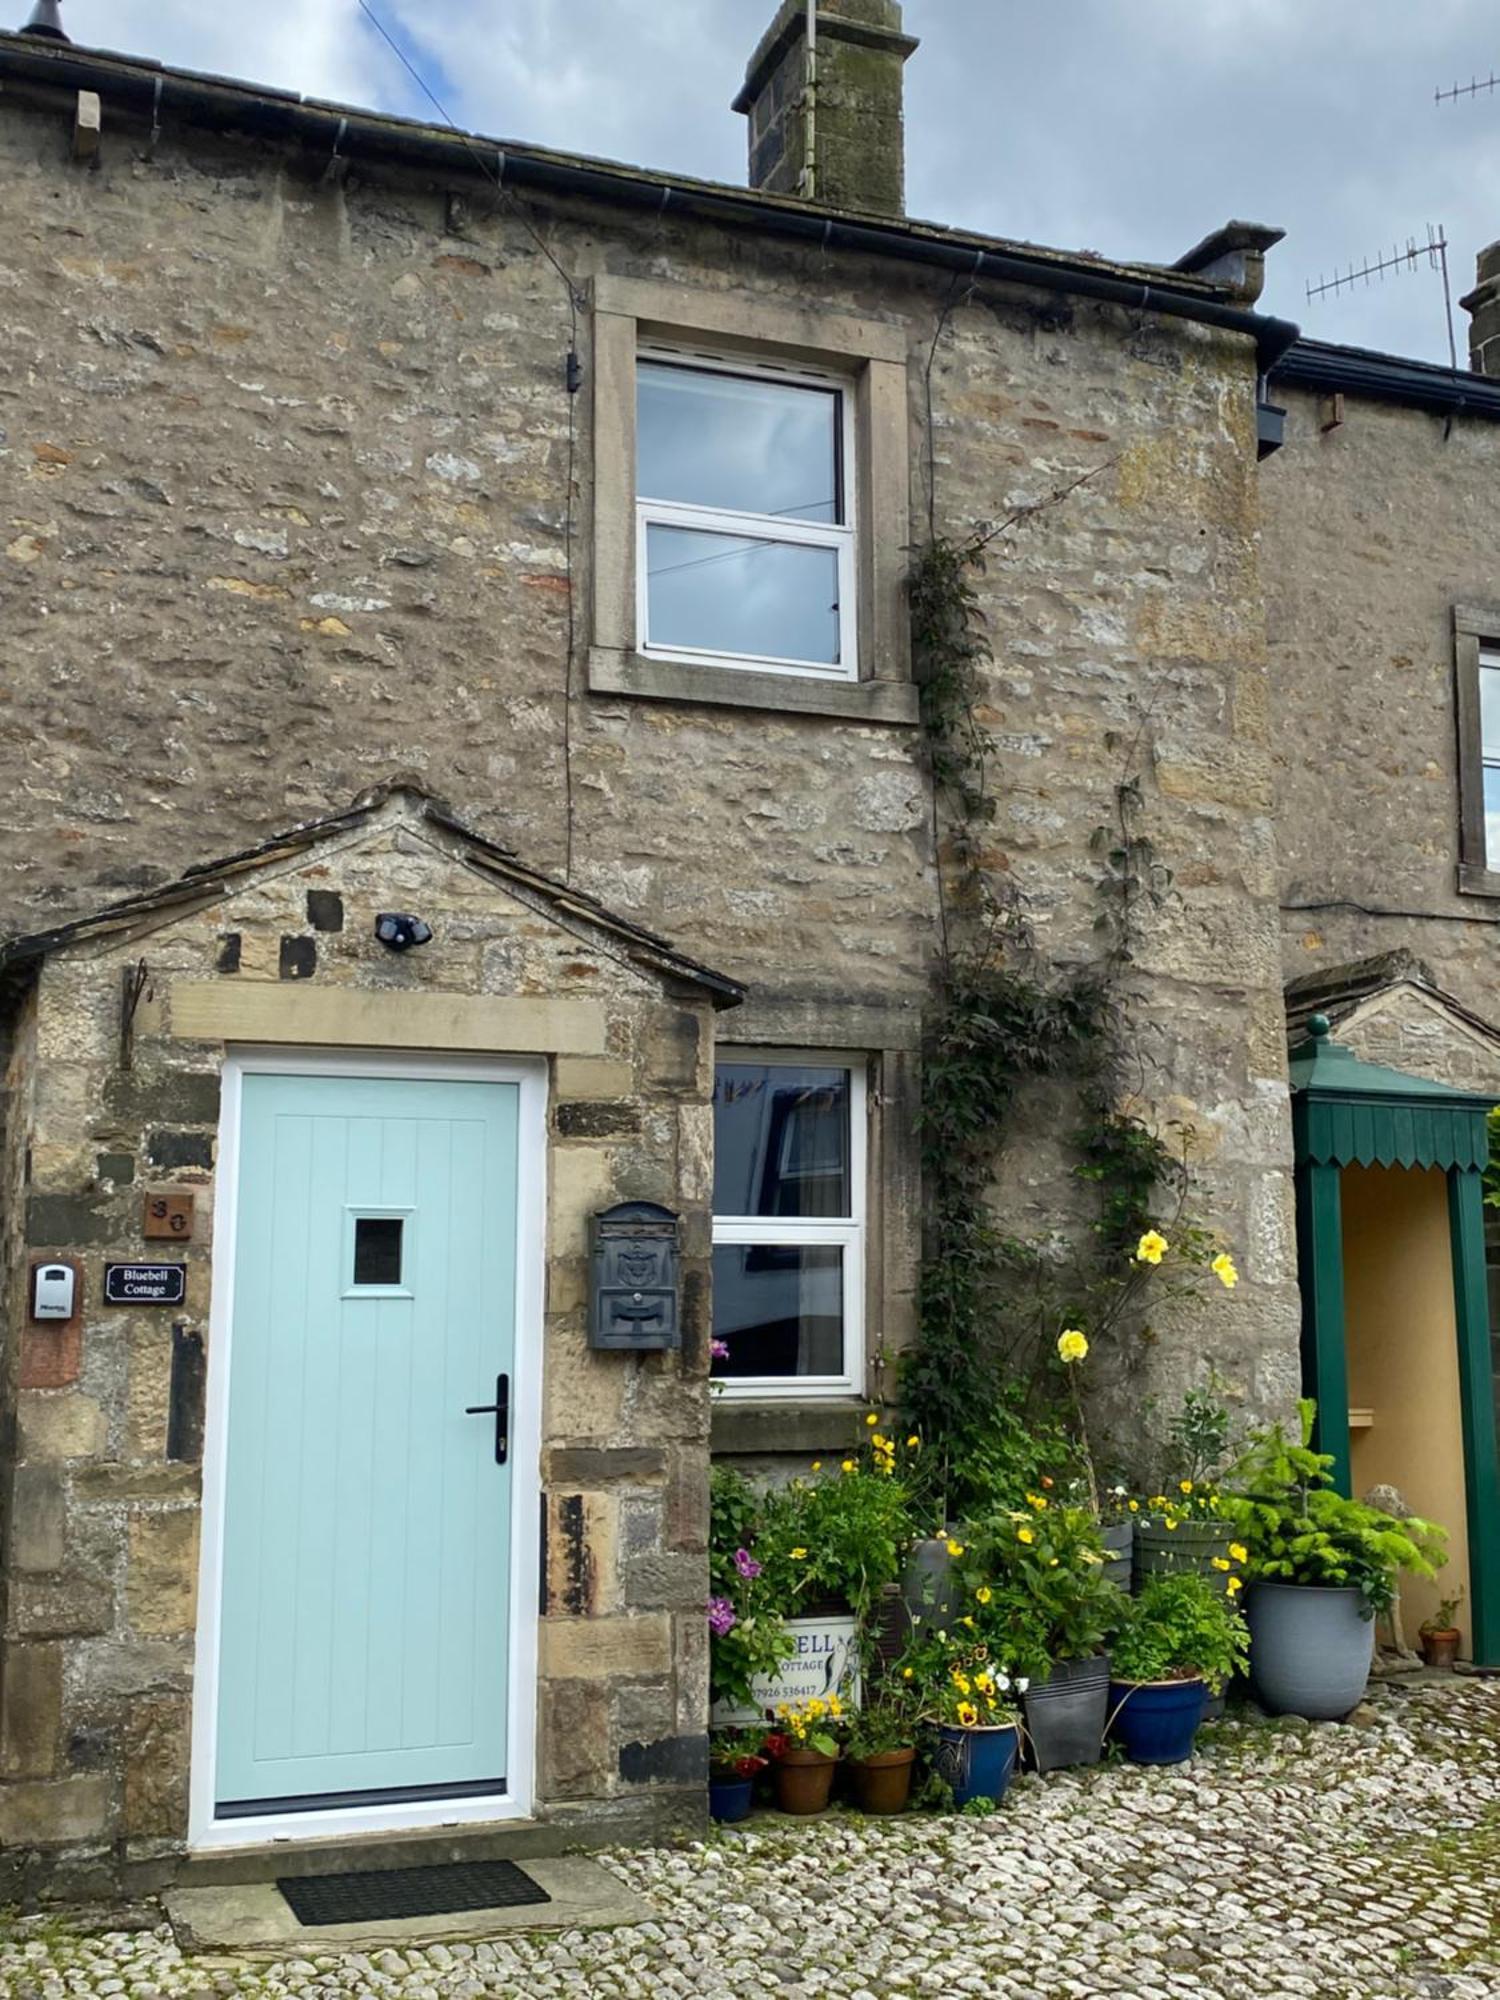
847, 1747, 915, 1815
1420, 1626, 1462, 1670
772, 1748, 839, 1815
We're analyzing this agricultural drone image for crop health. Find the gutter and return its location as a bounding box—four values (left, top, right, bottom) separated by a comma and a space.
0, 30, 1299, 386
1272, 337, 1500, 423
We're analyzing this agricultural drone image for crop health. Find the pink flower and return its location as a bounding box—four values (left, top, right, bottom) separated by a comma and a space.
710, 1338, 731, 1361
734, 1547, 762, 1580
707, 1596, 737, 1637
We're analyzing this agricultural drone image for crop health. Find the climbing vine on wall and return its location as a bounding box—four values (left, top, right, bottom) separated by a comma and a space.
903, 493, 1202, 1513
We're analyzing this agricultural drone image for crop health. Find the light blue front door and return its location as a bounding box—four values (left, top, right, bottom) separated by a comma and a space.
215, 1071, 519, 1817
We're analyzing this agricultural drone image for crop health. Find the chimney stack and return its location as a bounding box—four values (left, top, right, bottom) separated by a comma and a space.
733, 0, 919, 218
1462, 242, 1500, 377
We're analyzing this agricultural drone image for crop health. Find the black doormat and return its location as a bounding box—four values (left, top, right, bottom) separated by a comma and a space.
277, 1858, 551, 1928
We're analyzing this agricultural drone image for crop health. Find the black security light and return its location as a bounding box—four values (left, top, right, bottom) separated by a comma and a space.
374, 913, 433, 952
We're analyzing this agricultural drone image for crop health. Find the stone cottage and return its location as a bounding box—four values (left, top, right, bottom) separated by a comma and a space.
0, 0, 1496, 1899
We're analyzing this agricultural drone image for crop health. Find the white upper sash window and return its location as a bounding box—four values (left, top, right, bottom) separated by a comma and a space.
635, 347, 858, 682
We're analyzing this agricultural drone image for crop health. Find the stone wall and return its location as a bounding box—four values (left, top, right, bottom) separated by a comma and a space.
0, 795, 719, 1896
0, 57, 1313, 1886
1263, 384, 1500, 1088
0, 71, 1301, 1448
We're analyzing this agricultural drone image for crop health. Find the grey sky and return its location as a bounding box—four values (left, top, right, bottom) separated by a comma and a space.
54, 0, 1500, 365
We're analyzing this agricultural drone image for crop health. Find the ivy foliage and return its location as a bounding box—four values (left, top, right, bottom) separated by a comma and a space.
905, 530, 1185, 1513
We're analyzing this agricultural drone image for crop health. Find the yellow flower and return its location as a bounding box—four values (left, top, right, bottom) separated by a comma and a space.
1135, 1230, 1169, 1265
1164, 1519, 1178, 1532
960, 1616, 975, 1629
947, 1539, 965, 1557
902, 1666, 914, 1679
828, 1694, 843, 1717
956, 1701, 978, 1728
1049, 1558, 1059, 1568
1017, 1527, 1035, 1545
1180, 1480, 1193, 1495
952, 1671, 971, 1695
1212, 1252, 1239, 1290
1057, 1328, 1089, 1364
1211, 1557, 1231, 1572
790, 1546, 808, 1560
976, 1586, 992, 1605
810, 1460, 823, 1472
841, 1460, 856, 1473
1229, 1543, 1248, 1564
1227, 1576, 1243, 1596
1127, 1499, 1140, 1513
865, 1412, 879, 1427
907, 1435, 920, 1449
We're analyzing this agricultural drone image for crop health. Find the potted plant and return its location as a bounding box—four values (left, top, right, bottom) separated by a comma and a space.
708, 1728, 768, 1823
767, 1696, 843, 1815
1107, 1571, 1249, 1765
708, 1468, 794, 1723
1133, 1391, 1241, 1591
842, 1682, 919, 1815
903, 1623, 1026, 1808
962, 1497, 1121, 1772
1418, 1587, 1464, 1670
1223, 1404, 1446, 1720
761, 1428, 919, 1628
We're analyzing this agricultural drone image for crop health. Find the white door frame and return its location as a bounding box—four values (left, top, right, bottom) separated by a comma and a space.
188, 1045, 547, 1851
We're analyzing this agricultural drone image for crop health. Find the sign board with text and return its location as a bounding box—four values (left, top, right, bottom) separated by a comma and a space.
710, 1612, 861, 1726
103, 1263, 187, 1307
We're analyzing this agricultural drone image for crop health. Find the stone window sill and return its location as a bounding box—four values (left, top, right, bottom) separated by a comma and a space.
710, 1399, 872, 1457
588, 649, 919, 726
1457, 862, 1500, 898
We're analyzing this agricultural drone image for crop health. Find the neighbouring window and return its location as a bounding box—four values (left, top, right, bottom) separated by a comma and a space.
710, 1058, 865, 1395
1453, 608, 1500, 891
635, 349, 858, 681
1481, 648, 1500, 862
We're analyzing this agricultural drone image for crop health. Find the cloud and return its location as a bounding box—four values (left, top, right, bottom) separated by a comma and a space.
48, 0, 1500, 363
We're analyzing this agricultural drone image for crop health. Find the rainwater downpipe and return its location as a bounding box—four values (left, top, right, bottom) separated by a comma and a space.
800, 0, 817, 201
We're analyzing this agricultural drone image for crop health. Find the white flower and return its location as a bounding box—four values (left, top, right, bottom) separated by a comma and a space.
1017, 1678, 1030, 1694
996, 1673, 1011, 1693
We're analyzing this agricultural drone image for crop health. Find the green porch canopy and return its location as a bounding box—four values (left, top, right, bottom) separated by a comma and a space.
1289, 1014, 1500, 1664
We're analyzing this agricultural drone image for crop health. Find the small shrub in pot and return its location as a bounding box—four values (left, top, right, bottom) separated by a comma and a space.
1223, 1403, 1446, 1720
1108, 1571, 1249, 1764
1419, 1587, 1465, 1670
843, 1683, 920, 1815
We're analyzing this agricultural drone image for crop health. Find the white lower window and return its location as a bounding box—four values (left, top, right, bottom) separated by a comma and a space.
711, 1057, 865, 1397
635, 350, 857, 681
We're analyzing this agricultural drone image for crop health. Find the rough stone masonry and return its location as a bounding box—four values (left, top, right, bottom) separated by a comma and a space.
0, 7, 1304, 1892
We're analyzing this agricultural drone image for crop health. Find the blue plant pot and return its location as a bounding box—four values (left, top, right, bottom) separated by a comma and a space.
933, 1723, 1019, 1807
1108, 1678, 1206, 1765
708, 1775, 755, 1823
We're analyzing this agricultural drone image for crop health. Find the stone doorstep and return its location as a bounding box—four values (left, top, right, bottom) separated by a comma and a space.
162, 1856, 648, 1955
175, 1816, 593, 1888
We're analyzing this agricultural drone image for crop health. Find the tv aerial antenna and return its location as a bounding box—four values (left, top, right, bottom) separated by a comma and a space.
1304, 224, 1459, 371
1436, 71, 1499, 104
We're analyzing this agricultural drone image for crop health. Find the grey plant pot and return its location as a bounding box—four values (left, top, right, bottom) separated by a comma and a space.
1100, 1521, 1133, 1592
902, 1537, 957, 1630
1022, 1655, 1109, 1771
1246, 1582, 1375, 1720
1133, 1519, 1235, 1594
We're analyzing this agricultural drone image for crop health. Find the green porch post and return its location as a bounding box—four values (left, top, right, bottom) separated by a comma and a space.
1294, 1159, 1351, 1491
1447, 1166, 1500, 1666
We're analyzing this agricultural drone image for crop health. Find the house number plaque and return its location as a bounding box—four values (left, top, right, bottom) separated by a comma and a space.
143, 1191, 195, 1240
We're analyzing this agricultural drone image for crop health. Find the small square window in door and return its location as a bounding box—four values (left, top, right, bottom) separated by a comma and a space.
353, 1215, 404, 1287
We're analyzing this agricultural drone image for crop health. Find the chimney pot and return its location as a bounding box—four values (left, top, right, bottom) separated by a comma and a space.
734, 0, 919, 218
21, 0, 69, 39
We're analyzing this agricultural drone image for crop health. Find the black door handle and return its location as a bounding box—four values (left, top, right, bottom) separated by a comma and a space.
464, 1374, 510, 1465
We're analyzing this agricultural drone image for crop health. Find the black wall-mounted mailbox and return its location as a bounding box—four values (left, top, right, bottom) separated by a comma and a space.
591, 1201, 681, 1351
